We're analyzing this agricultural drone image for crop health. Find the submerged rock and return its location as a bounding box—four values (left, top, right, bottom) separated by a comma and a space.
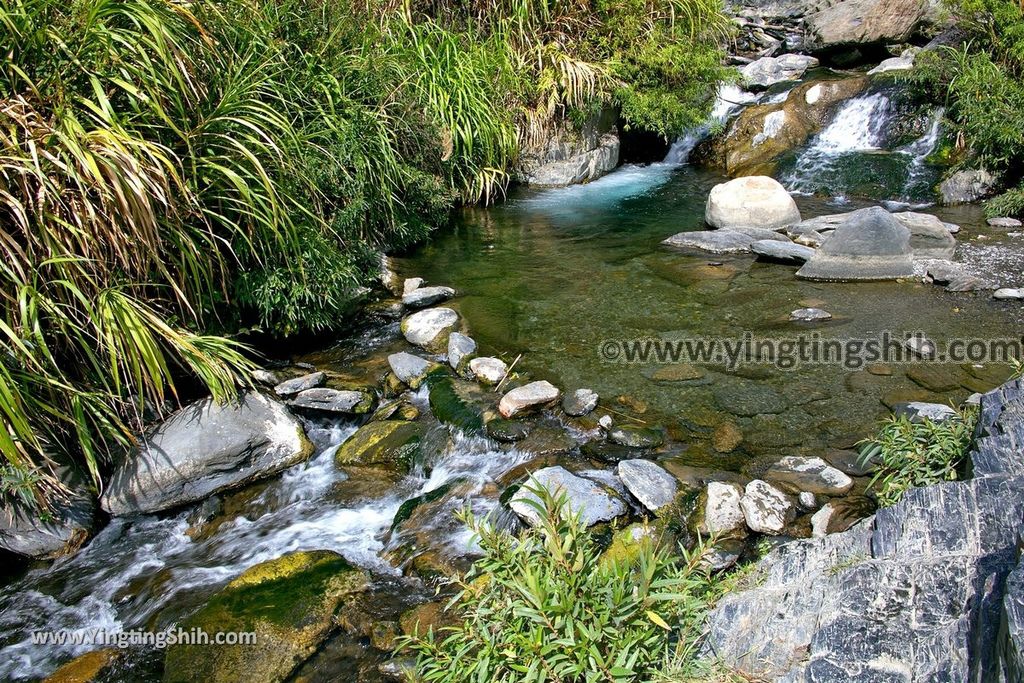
335, 420, 422, 470
705, 176, 801, 231
751, 239, 815, 264
401, 307, 460, 353
102, 393, 313, 516
608, 425, 664, 449
562, 388, 599, 417
789, 307, 832, 322
498, 381, 560, 418
509, 466, 626, 527
797, 207, 915, 281
616, 459, 678, 512
741, 54, 819, 90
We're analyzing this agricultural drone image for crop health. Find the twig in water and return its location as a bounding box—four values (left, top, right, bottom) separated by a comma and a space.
494, 353, 522, 393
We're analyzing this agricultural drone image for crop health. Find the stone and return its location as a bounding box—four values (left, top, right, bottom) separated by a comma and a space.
401, 307, 459, 353
867, 363, 893, 376
701, 482, 747, 535
939, 169, 997, 205
995, 288, 1024, 300
810, 503, 835, 537
288, 388, 374, 415
469, 357, 508, 385
498, 381, 560, 418
1, 467, 94, 559
563, 388, 599, 416
163, 551, 368, 683
403, 277, 423, 295
251, 369, 279, 386
798, 491, 818, 510
823, 448, 877, 477
988, 217, 1023, 229
101, 393, 313, 516
892, 401, 958, 423
705, 176, 801, 231
486, 418, 530, 443
608, 425, 664, 449
616, 459, 679, 512
44, 649, 120, 683
906, 364, 962, 393
713, 384, 788, 417
905, 335, 937, 358
740, 480, 795, 535
712, 422, 743, 453
447, 333, 476, 373
702, 538, 745, 572
867, 51, 917, 75
662, 229, 761, 254
789, 307, 831, 322
510, 466, 626, 527
891, 211, 957, 259
765, 456, 854, 496
402, 285, 455, 309
741, 54, 819, 90
335, 420, 422, 470
751, 239, 815, 264
923, 259, 964, 284
388, 352, 440, 389
525, 132, 620, 186
805, 0, 930, 51
794, 231, 824, 248
273, 371, 326, 397
946, 274, 997, 292
796, 207, 915, 281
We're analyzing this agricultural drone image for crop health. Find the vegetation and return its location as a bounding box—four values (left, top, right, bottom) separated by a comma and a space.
401, 488, 728, 682
0, 0, 730, 504
859, 407, 977, 506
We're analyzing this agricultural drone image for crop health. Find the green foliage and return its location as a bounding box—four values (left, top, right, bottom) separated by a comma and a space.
401, 487, 721, 682
859, 407, 977, 506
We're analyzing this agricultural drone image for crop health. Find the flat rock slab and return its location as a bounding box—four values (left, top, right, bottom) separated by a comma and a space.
499, 380, 561, 418
388, 352, 440, 389
663, 229, 761, 254
742, 54, 819, 89
751, 239, 815, 264
402, 285, 455, 309
906, 364, 962, 393
994, 288, 1024, 300
616, 459, 678, 512
288, 388, 374, 414
790, 307, 832, 322
274, 371, 326, 397
892, 401, 958, 423
988, 217, 1023, 229
401, 307, 459, 352
510, 466, 626, 527
765, 456, 854, 495
797, 207, 915, 281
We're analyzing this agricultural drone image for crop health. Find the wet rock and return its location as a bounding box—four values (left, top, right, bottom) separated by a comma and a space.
947, 274, 997, 291
994, 288, 1024, 300
751, 239, 814, 264
251, 369, 280, 387
524, 132, 620, 187
809, 502, 835, 537
403, 277, 423, 295
663, 229, 765, 254
600, 523, 658, 566
402, 285, 455, 309
1, 468, 95, 558
713, 421, 743, 453
102, 393, 313, 516
741, 54, 819, 90
608, 425, 664, 449
923, 259, 964, 284
288, 388, 374, 415
447, 333, 476, 373
700, 482, 747, 535
163, 550, 368, 683
43, 648, 120, 683
805, 0, 930, 51
581, 439, 637, 464
892, 401, 958, 423
867, 363, 893, 376
906, 364, 962, 393
498, 381, 560, 418
274, 371, 326, 397
514, 426, 577, 457
617, 459, 678, 512
823, 448, 877, 477
713, 384, 787, 417
562, 388, 599, 416
486, 418, 530, 443
789, 307, 831, 322
335, 421, 422, 470
705, 176, 801, 231
399, 601, 458, 637
469, 357, 508, 385
509, 466, 626, 527
988, 217, 1023, 229
939, 168, 997, 205
796, 207, 915, 281
401, 307, 460, 353
798, 491, 818, 510
740, 480, 795, 535
891, 211, 957, 259
702, 537, 745, 571
388, 352, 440, 389
427, 376, 484, 433
765, 456, 854, 495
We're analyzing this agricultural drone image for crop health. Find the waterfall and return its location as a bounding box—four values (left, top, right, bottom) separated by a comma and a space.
898, 107, 944, 200
664, 84, 760, 164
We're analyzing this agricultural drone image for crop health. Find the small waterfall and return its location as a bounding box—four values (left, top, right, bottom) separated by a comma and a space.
807, 93, 891, 154
897, 107, 944, 201
664, 84, 759, 164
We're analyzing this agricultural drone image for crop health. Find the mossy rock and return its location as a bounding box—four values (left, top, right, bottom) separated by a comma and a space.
427, 375, 483, 434
335, 420, 423, 471
389, 480, 460, 533
44, 649, 120, 683
599, 523, 658, 567
399, 601, 460, 637
162, 550, 368, 683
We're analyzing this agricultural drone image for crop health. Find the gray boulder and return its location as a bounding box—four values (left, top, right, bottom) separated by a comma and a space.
741, 54, 819, 90
797, 207, 915, 281
274, 371, 326, 397
616, 459, 679, 512
388, 352, 440, 389
700, 482, 747, 536
751, 239, 815, 264
664, 227, 790, 255
805, 0, 929, 51
101, 392, 314, 515
989, 217, 1023, 229
705, 176, 801, 231
940, 169, 998, 205
892, 401, 958, 423
401, 307, 460, 353
402, 285, 455, 309
510, 466, 626, 527
0, 467, 95, 558
525, 133, 620, 187
288, 388, 374, 415
765, 456, 854, 495
892, 211, 957, 259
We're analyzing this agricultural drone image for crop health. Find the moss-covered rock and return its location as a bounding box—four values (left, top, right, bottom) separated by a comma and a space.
335, 420, 423, 471
427, 375, 483, 433
44, 649, 120, 683
162, 550, 368, 683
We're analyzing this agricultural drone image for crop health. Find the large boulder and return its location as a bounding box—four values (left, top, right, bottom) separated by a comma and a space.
796, 206, 915, 281
525, 133, 620, 187
0, 467, 95, 558
102, 393, 313, 516
510, 466, 627, 527
401, 307, 460, 353
891, 211, 957, 259
939, 169, 998, 205
805, 0, 930, 51
741, 54, 820, 90
705, 176, 801, 231
163, 550, 368, 683
334, 420, 422, 470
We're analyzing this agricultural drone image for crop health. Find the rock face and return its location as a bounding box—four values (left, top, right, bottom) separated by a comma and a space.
805, 0, 929, 51
705, 176, 801, 231
163, 550, 368, 683
892, 211, 957, 259
524, 133, 620, 187
940, 169, 998, 205
797, 207, 915, 281
510, 466, 626, 527
741, 54, 819, 89
401, 307, 459, 353
0, 468, 94, 558
498, 381, 561, 418
703, 379, 1024, 682
751, 239, 815, 264
616, 459, 678, 512
517, 107, 620, 187
102, 393, 313, 515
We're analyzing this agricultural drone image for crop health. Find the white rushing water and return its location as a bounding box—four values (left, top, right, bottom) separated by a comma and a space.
664, 84, 760, 164
0, 418, 532, 680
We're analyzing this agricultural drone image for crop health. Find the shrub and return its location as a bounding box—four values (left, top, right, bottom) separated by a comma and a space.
859, 407, 977, 506
401, 487, 721, 682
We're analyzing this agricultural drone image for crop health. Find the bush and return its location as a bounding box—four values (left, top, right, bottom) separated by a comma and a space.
859, 407, 977, 506
401, 487, 722, 682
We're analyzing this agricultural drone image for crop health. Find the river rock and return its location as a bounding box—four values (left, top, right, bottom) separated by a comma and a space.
274, 371, 326, 397
989, 216, 1023, 228
713, 421, 743, 452
923, 259, 964, 284
335, 420, 422, 470
251, 369, 279, 387
892, 211, 957, 259
740, 479, 795, 535
616, 459, 678, 512
388, 352, 439, 389
705, 176, 801, 231
906, 364, 961, 392
867, 49, 918, 75
892, 401, 958, 423
288, 388, 374, 415
469, 357, 508, 385
824, 448, 877, 477
163, 550, 368, 683
794, 230, 824, 248
401, 307, 459, 353
498, 381, 560, 418
946, 274, 997, 292
994, 288, 1024, 300
510, 466, 626, 527
741, 54, 819, 90
789, 307, 831, 322
1, 467, 95, 558
713, 384, 788, 417
608, 425, 664, 449
765, 456, 854, 495
662, 229, 762, 254
751, 239, 815, 264
700, 482, 747, 535
904, 335, 937, 358
447, 333, 476, 373
402, 285, 455, 309
796, 207, 915, 281
563, 388, 599, 416
805, 0, 929, 51
102, 393, 313, 516
939, 169, 997, 205
403, 277, 423, 295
